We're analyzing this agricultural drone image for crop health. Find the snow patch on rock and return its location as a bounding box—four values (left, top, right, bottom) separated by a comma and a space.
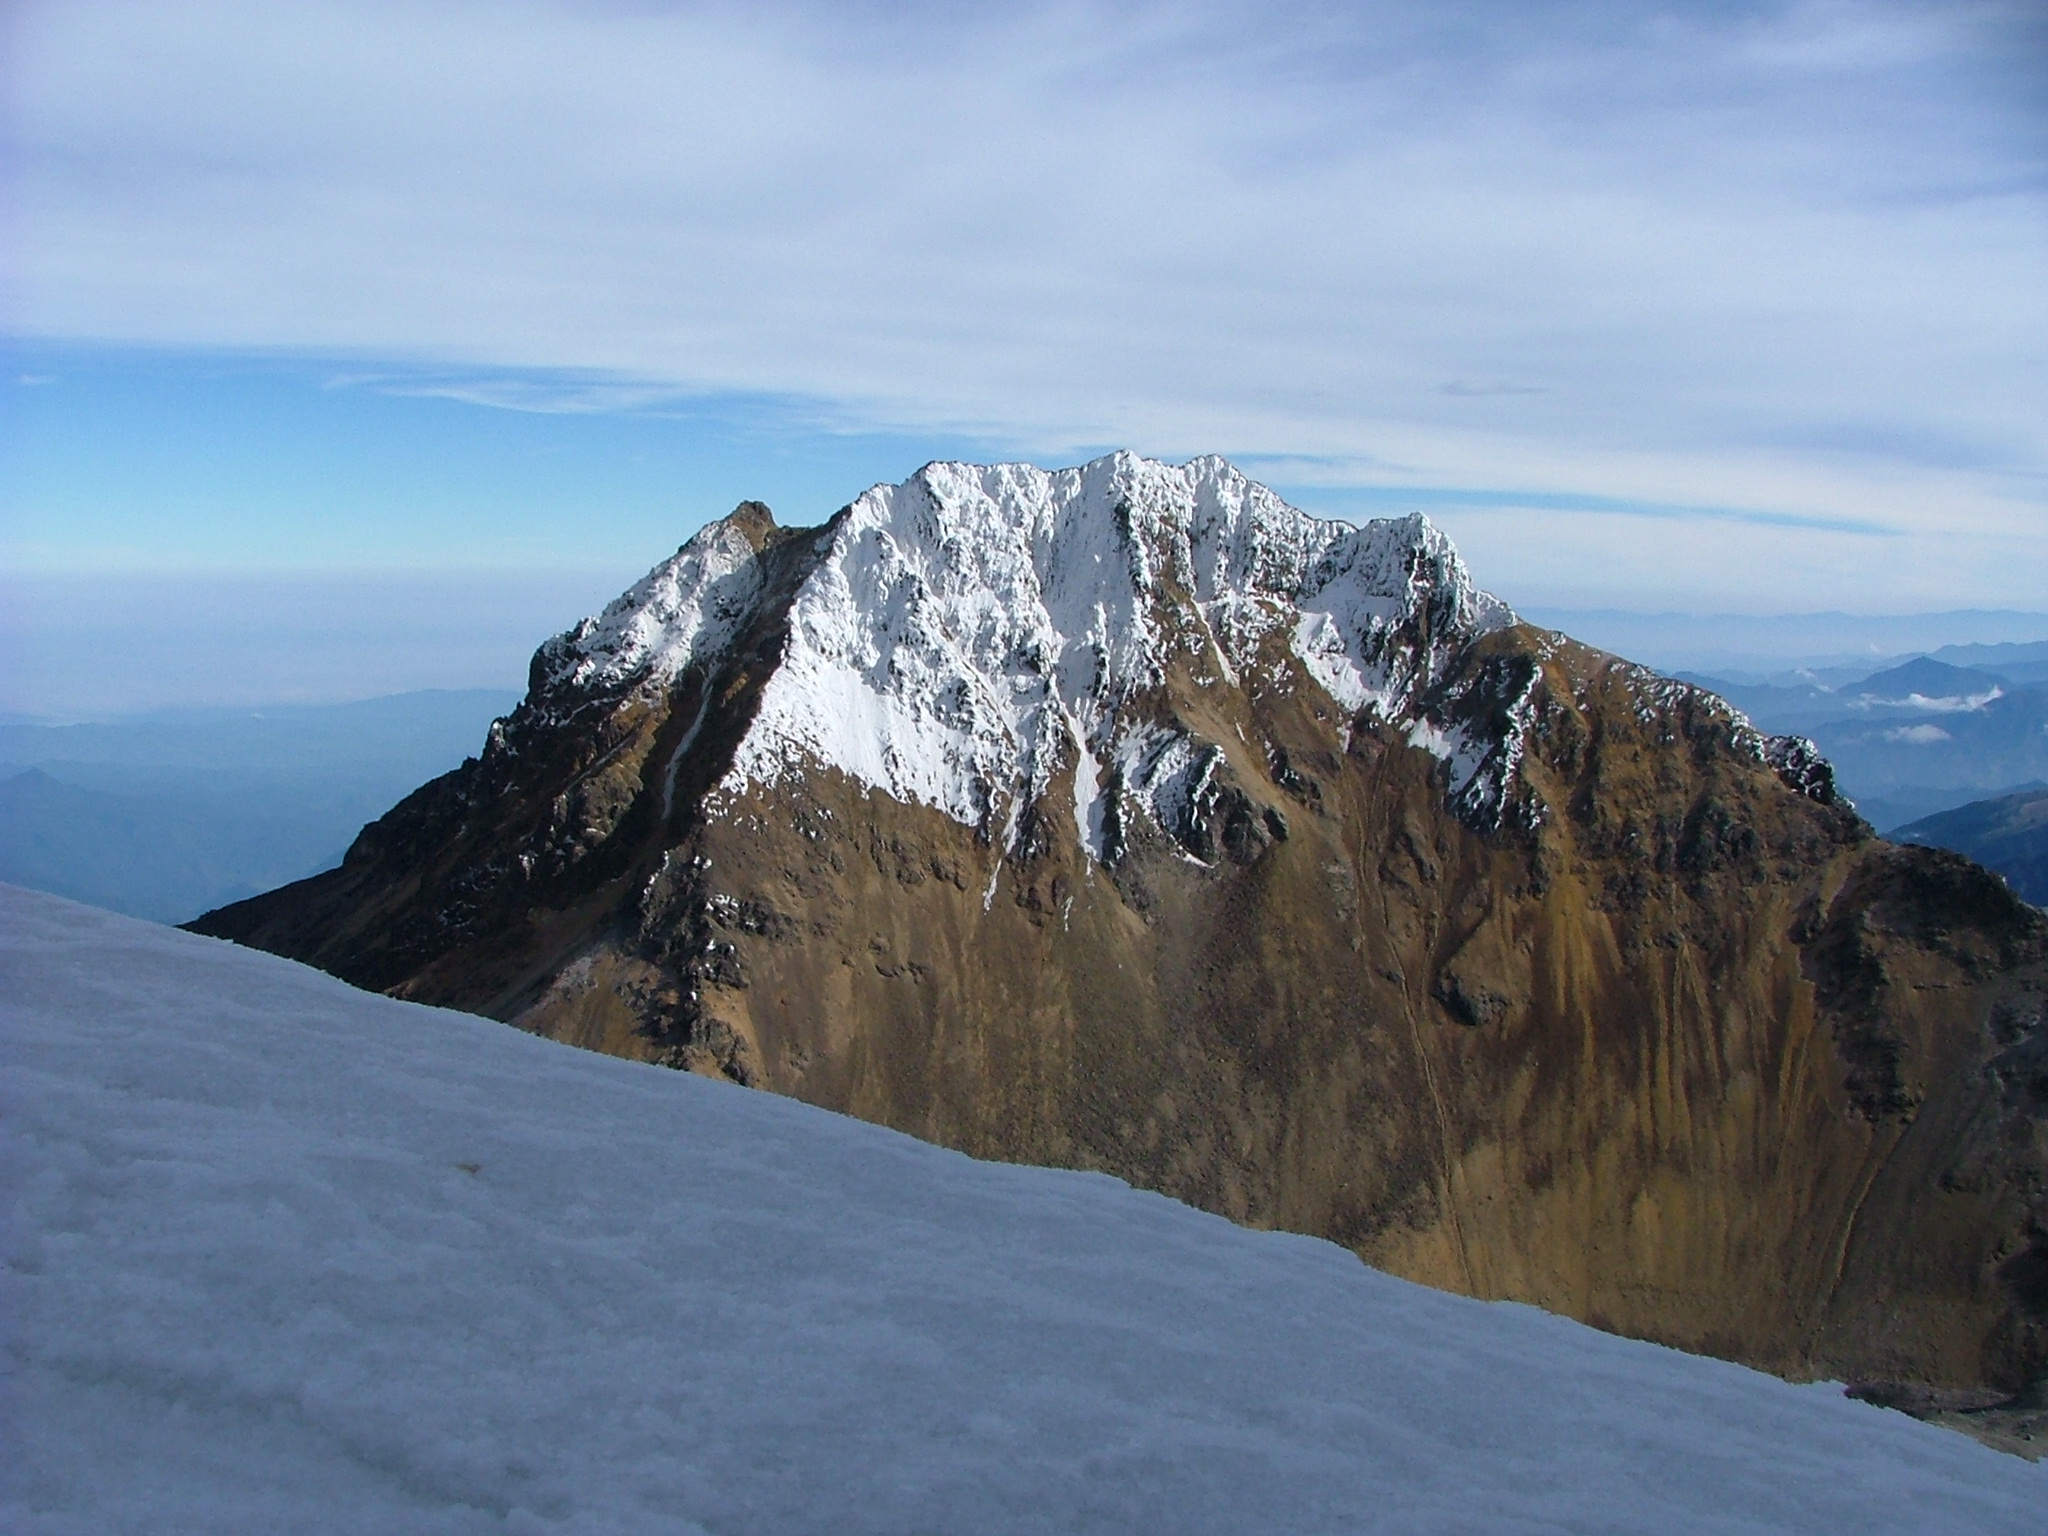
534, 514, 766, 697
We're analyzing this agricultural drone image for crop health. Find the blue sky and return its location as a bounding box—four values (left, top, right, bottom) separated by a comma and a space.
5, 1, 2046, 709
4, 341, 1005, 572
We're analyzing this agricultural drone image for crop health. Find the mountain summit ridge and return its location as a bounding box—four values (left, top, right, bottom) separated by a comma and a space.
532, 453, 1526, 851
195, 453, 2048, 1407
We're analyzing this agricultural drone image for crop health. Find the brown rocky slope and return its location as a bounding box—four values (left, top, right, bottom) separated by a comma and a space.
192, 454, 2048, 1405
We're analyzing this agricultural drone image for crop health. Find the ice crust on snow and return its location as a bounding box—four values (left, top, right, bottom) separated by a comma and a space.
6, 883, 2045, 1534
548, 452, 1517, 852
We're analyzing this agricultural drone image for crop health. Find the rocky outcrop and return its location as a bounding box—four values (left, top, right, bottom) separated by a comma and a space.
193, 454, 2048, 1401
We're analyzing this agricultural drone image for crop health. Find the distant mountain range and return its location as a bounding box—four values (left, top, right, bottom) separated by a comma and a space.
1675, 644, 2048, 833
0, 690, 518, 922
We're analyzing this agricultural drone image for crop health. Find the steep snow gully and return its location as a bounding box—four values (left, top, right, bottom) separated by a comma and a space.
6, 885, 2043, 1533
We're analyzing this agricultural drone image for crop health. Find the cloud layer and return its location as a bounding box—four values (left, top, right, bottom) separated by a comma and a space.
10, 0, 2047, 606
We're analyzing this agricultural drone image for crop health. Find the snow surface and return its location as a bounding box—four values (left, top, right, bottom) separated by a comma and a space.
547, 453, 1515, 853
7, 883, 2042, 1535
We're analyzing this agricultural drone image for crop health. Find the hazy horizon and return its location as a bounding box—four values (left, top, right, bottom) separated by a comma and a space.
7, 556, 2047, 719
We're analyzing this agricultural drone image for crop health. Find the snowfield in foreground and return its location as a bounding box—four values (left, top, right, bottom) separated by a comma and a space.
3, 886, 2042, 1535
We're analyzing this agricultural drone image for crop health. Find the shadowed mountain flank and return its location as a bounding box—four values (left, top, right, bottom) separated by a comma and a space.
1895, 788, 2048, 907
193, 455, 2048, 1402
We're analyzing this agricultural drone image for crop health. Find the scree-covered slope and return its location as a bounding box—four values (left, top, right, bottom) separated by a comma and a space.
7, 884, 2046, 1534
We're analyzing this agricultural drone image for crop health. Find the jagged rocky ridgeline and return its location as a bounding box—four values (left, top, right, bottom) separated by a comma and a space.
195, 453, 2048, 1408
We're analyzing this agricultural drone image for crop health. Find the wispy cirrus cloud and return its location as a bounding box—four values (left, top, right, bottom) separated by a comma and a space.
1263, 480, 1901, 537
320, 370, 705, 418
1438, 382, 1548, 398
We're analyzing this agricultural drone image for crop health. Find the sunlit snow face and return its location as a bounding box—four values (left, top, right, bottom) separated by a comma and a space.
548, 452, 1518, 856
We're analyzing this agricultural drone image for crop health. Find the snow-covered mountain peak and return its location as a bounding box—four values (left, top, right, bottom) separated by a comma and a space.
533, 500, 778, 697
536, 453, 1521, 852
